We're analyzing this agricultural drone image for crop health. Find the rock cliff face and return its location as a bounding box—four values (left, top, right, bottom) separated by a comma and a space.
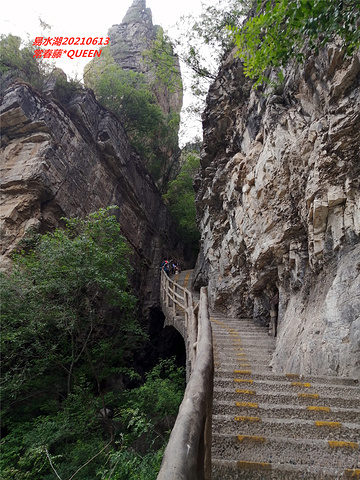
194, 46, 360, 378
108, 0, 182, 116
0, 82, 184, 308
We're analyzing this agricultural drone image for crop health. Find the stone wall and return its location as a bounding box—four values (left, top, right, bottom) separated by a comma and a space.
0, 82, 185, 309
194, 45, 360, 378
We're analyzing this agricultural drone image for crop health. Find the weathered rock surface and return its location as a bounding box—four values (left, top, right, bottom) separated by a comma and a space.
0, 82, 184, 308
194, 46, 360, 379
108, 0, 182, 116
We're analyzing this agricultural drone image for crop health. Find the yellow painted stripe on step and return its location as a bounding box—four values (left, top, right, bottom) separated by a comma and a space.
235, 416, 261, 422
298, 393, 319, 399
307, 406, 331, 412
234, 370, 252, 375
183, 271, 190, 288
237, 461, 271, 471
234, 378, 253, 384
315, 421, 341, 428
238, 435, 265, 443
286, 373, 300, 378
236, 401, 258, 408
344, 469, 360, 478
236, 353, 247, 356
236, 389, 255, 395
329, 441, 359, 449
238, 363, 251, 367
292, 382, 311, 387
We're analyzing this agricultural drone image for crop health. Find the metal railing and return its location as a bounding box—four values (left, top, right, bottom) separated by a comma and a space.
157, 270, 214, 480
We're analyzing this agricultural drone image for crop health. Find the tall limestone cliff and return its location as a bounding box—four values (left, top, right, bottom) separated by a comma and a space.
83, 0, 183, 193
85, 0, 182, 117
194, 45, 360, 379
0, 81, 185, 309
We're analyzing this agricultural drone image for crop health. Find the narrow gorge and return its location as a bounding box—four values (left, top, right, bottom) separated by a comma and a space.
1, 0, 359, 380
1, 1, 360, 478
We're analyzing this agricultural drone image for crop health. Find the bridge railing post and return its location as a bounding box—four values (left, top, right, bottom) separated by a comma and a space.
172, 281, 177, 318
158, 275, 213, 480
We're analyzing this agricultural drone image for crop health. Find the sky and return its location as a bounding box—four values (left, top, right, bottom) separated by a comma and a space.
1, 0, 210, 143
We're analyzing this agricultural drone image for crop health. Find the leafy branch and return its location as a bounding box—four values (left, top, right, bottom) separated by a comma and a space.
230, 0, 360, 87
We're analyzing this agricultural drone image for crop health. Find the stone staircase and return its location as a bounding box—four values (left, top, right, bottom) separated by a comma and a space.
210, 313, 360, 480
167, 271, 360, 478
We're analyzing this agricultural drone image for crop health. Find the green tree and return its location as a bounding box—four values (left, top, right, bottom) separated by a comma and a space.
0, 207, 142, 479
144, 27, 183, 99
231, 0, 360, 87
1, 207, 140, 414
100, 359, 185, 480
163, 148, 200, 253
174, 0, 251, 98
0, 34, 82, 103
1, 207, 186, 480
0, 34, 50, 92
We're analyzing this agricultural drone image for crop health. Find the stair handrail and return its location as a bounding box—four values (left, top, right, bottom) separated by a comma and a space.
158, 270, 214, 480
160, 270, 198, 370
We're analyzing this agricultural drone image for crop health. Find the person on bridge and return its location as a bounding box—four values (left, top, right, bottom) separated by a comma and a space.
160, 259, 170, 276
171, 259, 181, 275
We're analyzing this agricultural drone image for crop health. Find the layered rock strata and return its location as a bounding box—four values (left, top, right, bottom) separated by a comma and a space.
0, 82, 184, 307
194, 46, 360, 379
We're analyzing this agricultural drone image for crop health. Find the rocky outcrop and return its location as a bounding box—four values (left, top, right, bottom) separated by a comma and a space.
0, 81, 185, 308
194, 46, 360, 379
108, 0, 182, 116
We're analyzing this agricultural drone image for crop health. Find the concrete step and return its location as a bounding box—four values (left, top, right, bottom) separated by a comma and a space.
214, 349, 274, 359
213, 333, 275, 341
212, 414, 360, 440
214, 368, 360, 387
214, 363, 274, 372
215, 347, 275, 355
211, 433, 360, 469
214, 376, 360, 399
212, 459, 360, 480
210, 307, 360, 479
213, 386, 360, 410
212, 330, 275, 337
213, 399, 360, 423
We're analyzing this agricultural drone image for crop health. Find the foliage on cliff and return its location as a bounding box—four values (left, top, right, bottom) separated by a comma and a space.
232, 0, 360, 87
0, 34, 82, 101
84, 41, 181, 194
176, 0, 359, 93
0, 34, 48, 92
163, 147, 201, 254
1, 207, 185, 479
175, 0, 250, 95
143, 27, 183, 102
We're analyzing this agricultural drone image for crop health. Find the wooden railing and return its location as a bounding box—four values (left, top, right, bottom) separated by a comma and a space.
157, 270, 214, 480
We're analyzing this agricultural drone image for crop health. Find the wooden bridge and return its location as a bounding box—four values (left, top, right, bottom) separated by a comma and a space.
157, 270, 360, 479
